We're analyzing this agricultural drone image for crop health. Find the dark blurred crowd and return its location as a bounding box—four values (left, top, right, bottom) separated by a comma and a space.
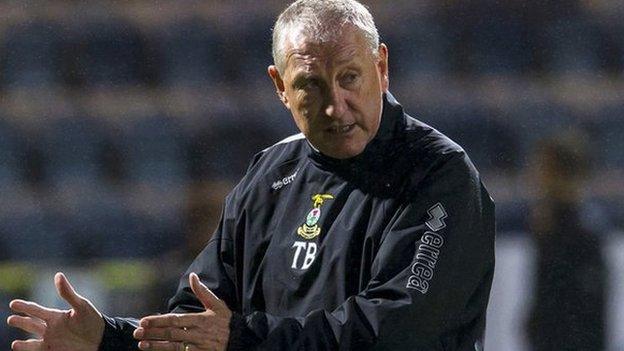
0, 0, 622, 348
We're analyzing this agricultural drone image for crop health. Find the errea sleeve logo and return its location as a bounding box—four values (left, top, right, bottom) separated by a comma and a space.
425, 202, 447, 231
407, 203, 447, 294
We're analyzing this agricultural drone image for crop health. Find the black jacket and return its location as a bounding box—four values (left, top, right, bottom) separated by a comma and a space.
100, 93, 496, 350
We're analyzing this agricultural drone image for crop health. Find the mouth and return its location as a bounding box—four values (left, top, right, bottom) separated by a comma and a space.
327, 123, 356, 134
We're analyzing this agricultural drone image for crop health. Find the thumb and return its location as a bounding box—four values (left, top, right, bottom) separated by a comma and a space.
54, 272, 86, 312
189, 272, 225, 312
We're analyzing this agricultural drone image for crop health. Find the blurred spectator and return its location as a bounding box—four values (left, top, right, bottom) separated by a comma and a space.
145, 179, 233, 312
184, 180, 233, 258
526, 130, 606, 350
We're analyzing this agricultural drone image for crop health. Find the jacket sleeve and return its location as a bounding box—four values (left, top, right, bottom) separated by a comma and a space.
226, 153, 496, 350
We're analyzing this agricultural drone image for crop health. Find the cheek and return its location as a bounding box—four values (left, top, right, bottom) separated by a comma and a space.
290, 102, 314, 132
295, 93, 321, 118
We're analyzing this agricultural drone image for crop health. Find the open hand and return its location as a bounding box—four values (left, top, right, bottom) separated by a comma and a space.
133, 272, 232, 351
7, 272, 105, 351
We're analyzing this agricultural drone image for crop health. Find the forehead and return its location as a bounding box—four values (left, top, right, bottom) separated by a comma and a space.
283, 26, 371, 73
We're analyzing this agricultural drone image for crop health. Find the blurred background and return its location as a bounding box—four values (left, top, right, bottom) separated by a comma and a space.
0, 0, 622, 349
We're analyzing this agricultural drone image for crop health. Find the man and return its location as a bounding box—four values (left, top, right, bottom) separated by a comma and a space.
7, 1, 495, 350
527, 132, 606, 350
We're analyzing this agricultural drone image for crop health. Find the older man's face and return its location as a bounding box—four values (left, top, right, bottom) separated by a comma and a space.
269, 26, 389, 159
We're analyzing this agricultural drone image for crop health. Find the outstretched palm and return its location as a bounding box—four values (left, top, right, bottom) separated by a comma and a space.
7, 272, 105, 351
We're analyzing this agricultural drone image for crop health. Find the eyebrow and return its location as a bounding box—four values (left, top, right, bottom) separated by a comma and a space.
291, 72, 318, 86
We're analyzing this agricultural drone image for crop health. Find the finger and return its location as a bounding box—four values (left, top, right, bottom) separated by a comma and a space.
189, 272, 225, 312
140, 313, 201, 328
138, 340, 220, 351
7, 315, 46, 336
11, 339, 43, 351
9, 300, 57, 321
138, 340, 183, 351
134, 326, 198, 342
54, 272, 86, 312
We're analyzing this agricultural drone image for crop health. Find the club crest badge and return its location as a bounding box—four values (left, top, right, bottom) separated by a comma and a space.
297, 194, 334, 239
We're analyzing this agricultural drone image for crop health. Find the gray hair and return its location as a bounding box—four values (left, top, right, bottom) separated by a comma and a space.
272, 0, 380, 74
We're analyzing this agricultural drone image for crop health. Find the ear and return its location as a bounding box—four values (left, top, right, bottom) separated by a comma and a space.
268, 65, 290, 109
377, 44, 389, 92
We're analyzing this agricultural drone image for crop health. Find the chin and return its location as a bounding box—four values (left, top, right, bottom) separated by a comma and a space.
324, 145, 366, 159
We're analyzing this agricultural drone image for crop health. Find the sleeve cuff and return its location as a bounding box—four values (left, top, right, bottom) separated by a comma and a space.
227, 312, 261, 351
98, 315, 140, 351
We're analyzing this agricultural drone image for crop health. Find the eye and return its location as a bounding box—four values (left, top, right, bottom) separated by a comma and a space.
295, 78, 319, 91
341, 72, 359, 86
304, 79, 319, 89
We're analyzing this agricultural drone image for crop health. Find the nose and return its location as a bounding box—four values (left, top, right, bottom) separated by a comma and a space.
324, 86, 347, 119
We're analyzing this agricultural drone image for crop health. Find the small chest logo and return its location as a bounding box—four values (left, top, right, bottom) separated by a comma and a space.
297, 194, 334, 239
272, 170, 298, 191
